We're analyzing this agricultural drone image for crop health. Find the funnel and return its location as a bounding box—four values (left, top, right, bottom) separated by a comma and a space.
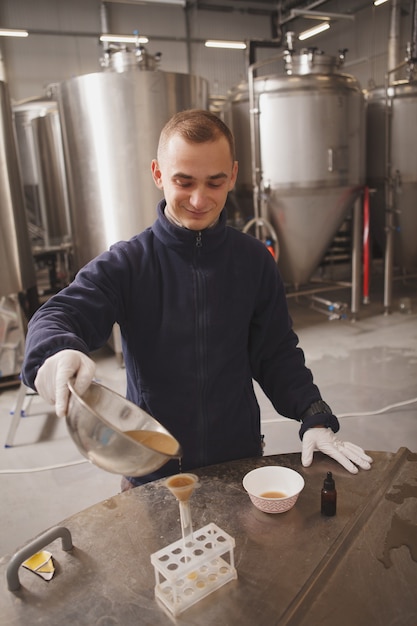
66, 381, 182, 476
165, 474, 199, 548
165, 473, 198, 501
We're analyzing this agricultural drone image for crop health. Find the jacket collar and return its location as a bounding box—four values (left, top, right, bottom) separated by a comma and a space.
152, 200, 228, 253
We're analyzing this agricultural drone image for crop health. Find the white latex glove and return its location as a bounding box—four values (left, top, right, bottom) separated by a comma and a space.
34, 349, 96, 418
301, 428, 373, 474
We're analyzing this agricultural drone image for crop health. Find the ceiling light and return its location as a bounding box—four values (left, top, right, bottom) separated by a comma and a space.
100, 34, 149, 44
0, 29, 29, 38
205, 40, 246, 50
105, 0, 185, 4
130, 0, 185, 4
298, 22, 330, 41
291, 10, 353, 21
374, 0, 388, 5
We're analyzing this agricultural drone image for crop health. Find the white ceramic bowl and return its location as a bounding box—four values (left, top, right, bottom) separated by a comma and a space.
243, 466, 305, 514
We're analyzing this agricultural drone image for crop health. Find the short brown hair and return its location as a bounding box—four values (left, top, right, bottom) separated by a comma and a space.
158, 109, 235, 161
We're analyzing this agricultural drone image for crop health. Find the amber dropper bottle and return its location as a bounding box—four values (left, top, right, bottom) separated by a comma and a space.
321, 471, 337, 516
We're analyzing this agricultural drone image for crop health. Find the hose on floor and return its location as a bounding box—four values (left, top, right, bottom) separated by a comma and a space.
1, 397, 417, 474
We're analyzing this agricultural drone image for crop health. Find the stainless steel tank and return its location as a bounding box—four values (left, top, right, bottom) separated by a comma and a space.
225, 81, 254, 224
13, 96, 57, 242
31, 108, 72, 246
229, 48, 365, 287
58, 47, 209, 269
365, 80, 417, 270
0, 81, 36, 297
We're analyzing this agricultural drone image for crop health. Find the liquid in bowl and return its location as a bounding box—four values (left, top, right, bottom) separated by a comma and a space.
260, 491, 287, 499
124, 430, 180, 455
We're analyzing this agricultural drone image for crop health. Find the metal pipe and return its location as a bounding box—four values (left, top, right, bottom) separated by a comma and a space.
248, 40, 282, 66
100, 2, 110, 33
290, 9, 354, 21
184, 2, 192, 74
286, 282, 351, 299
383, 209, 395, 314
383, 77, 394, 315
351, 194, 362, 319
248, 60, 261, 222
242, 217, 279, 260
387, 0, 401, 81
286, 274, 417, 300
0, 43, 6, 82
100, 2, 110, 53
279, 0, 329, 25
411, 0, 417, 59
363, 187, 370, 304
382, 0, 412, 313
383, 57, 408, 313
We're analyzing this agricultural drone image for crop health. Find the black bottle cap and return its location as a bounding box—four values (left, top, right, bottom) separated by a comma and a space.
323, 471, 335, 489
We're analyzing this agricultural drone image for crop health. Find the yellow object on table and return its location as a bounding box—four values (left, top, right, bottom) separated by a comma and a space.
22, 550, 55, 581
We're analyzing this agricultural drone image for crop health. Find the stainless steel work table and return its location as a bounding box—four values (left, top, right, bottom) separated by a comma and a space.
1, 448, 417, 625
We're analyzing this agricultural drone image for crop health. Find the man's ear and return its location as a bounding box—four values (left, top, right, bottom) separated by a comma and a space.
151, 159, 163, 189
229, 160, 239, 191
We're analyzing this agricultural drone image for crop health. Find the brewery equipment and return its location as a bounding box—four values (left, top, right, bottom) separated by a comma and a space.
13, 91, 71, 248
366, 79, 417, 273
365, 0, 417, 310
58, 44, 209, 270
1, 82, 37, 298
0, 81, 38, 380
228, 42, 365, 289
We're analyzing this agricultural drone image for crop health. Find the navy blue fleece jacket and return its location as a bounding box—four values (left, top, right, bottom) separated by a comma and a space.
22, 201, 323, 481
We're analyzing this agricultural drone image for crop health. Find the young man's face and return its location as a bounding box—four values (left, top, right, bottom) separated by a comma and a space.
151, 134, 238, 231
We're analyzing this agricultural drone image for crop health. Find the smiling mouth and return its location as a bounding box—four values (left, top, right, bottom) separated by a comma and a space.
185, 208, 211, 217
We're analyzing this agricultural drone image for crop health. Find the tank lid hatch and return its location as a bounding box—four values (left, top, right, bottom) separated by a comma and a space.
285, 49, 341, 76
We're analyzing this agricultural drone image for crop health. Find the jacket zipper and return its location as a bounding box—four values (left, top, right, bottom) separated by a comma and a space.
194, 230, 208, 466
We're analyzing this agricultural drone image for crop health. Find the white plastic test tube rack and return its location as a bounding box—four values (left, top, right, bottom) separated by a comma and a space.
150, 522, 237, 616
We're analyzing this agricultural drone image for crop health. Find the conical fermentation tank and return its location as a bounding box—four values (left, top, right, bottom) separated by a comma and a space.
58, 46, 209, 270
229, 47, 365, 287
365, 80, 417, 271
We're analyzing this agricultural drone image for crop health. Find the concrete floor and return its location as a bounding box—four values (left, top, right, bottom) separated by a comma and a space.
1, 275, 416, 558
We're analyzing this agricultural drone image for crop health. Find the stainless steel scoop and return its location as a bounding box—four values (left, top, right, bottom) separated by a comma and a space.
66, 380, 182, 476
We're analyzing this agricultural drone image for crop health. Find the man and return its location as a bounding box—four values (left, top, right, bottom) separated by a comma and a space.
22, 109, 372, 488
